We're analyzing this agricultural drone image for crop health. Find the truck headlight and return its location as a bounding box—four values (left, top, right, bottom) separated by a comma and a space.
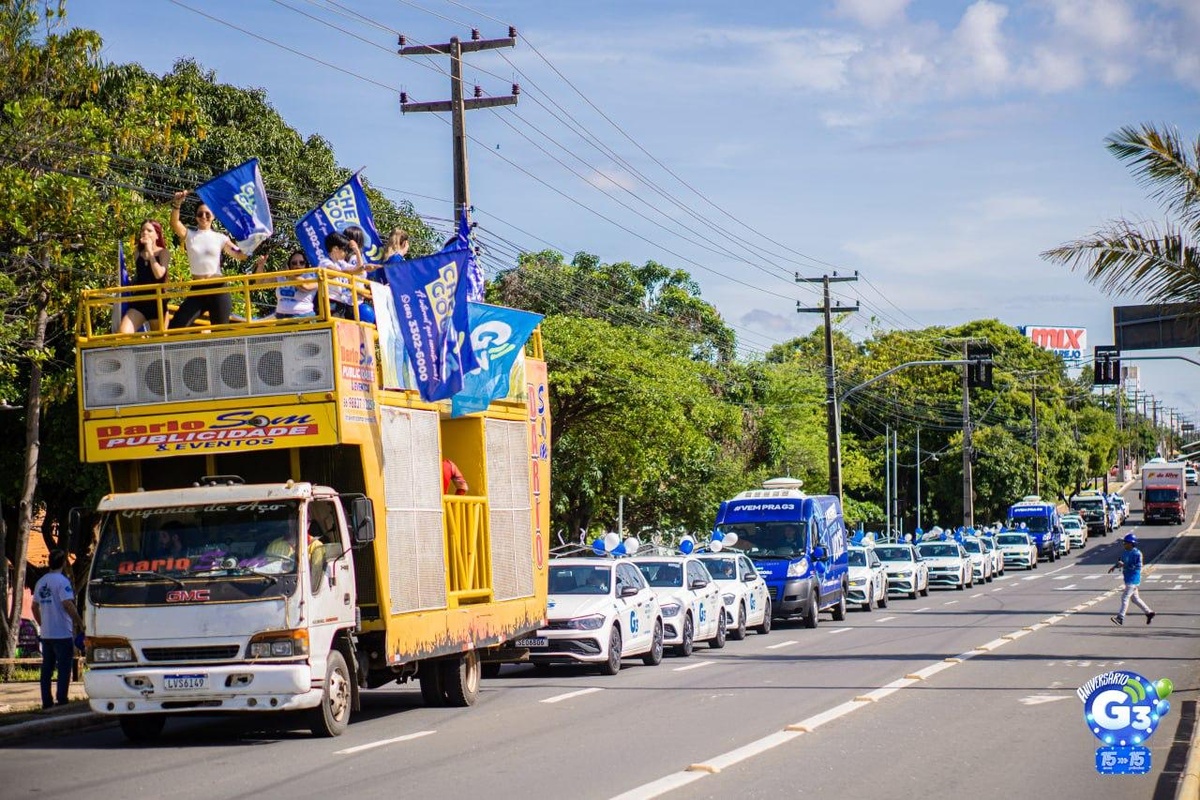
86, 636, 134, 664
248, 629, 309, 659
660, 603, 681, 617
787, 561, 808, 578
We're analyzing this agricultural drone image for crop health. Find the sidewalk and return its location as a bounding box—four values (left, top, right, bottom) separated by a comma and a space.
0, 679, 108, 744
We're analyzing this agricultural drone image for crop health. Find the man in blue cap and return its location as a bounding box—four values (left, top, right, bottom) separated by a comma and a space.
1108, 533, 1154, 625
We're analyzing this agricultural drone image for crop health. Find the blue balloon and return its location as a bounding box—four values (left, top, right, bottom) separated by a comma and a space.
711, 529, 725, 542
358, 301, 376, 324
1157, 699, 1171, 717
679, 536, 695, 555
612, 543, 627, 556
592, 539, 606, 556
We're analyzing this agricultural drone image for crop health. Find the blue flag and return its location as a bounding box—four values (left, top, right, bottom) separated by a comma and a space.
383, 248, 477, 402
296, 172, 384, 267
447, 211, 486, 303
451, 303, 543, 418
194, 158, 273, 254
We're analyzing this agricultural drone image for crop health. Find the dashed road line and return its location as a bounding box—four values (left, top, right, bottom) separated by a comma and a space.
542, 687, 604, 704
910, 607, 930, 613
943, 600, 959, 605
335, 730, 436, 755
828, 627, 852, 635
765, 640, 797, 650
673, 660, 714, 672
874, 616, 895, 623
970, 593, 984, 598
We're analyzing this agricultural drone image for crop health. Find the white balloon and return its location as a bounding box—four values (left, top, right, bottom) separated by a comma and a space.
723, 532, 738, 547
624, 537, 640, 555
710, 540, 724, 553
603, 532, 621, 552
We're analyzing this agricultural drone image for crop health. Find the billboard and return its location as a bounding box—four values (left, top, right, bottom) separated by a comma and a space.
1023, 325, 1087, 361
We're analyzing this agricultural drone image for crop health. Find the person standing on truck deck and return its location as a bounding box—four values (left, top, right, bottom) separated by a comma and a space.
253, 250, 318, 319
370, 227, 410, 284
118, 219, 171, 334
1109, 533, 1155, 625
442, 459, 469, 495
167, 190, 264, 328
319, 231, 368, 319
31, 550, 85, 709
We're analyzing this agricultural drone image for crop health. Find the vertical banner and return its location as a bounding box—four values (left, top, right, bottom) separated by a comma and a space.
526, 358, 551, 575
372, 281, 404, 390
194, 158, 274, 254
296, 172, 384, 267
383, 248, 476, 402
451, 302, 543, 418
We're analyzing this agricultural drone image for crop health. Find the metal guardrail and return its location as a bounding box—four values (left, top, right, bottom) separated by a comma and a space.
444, 495, 492, 605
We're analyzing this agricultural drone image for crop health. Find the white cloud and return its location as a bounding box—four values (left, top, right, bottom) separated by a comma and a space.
834, 0, 912, 29
948, 1, 1012, 92
1043, 0, 1139, 49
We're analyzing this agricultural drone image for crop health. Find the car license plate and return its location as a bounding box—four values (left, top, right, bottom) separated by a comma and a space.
515, 637, 547, 648
163, 673, 208, 690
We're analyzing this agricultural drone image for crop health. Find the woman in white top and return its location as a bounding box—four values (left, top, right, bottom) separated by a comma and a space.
319, 231, 368, 319
167, 190, 262, 328
253, 250, 317, 318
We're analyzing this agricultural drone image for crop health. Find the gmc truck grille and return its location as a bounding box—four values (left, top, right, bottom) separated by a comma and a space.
142, 645, 241, 662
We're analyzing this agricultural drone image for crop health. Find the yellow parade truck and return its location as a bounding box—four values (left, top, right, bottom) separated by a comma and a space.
71, 269, 550, 740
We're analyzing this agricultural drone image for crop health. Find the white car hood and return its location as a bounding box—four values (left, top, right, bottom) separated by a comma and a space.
547, 594, 613, 621
848, 565, 872, 581
648, 586, 691, 608
922, 556, 963, 568
880, 561, 916, 573
998, 543, 1032, 551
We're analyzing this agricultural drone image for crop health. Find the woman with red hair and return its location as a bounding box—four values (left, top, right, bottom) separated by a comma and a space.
118, 219, 171, 333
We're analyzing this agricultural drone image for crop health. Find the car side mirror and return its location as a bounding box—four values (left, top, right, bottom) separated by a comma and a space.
742, 572, 757, 582
689, 578, 708, 590
619, 585, 638, 598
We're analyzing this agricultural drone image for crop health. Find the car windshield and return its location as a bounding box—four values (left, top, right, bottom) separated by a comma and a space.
1009, 515, 1050, 532
1063, 520, 1082, 529
698, 558, 737, 580
635, 561, 684, 588
874, 546, 913, 563
847, 550, 867, 567
549, 565, 612, 595
962, 540, 982, 554
713, 522, 808, 556
919, 544, 960, 558
996, 534, 1028, 545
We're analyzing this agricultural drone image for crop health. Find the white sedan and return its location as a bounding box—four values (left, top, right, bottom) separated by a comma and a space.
917, 541, 974, 590
696, 553, 772, 639
846, 546, 888, 611
978, 535, 1005, 576
874, 544, 929, 599
526, 558, 664, 675
1062, 517, 1087, 549
961, 537, 993, 584
632, 556, 726, 656
995, 532, 1038, 570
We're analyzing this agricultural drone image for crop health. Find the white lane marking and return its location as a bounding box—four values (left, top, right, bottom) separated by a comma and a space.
1046, 563, 1074, 575
1019, 695, 1071, 706
1148, 575, 1164, 581
335, 730, 436, 755
911, 607, 930, 613
787, 700, 866, 732
875, 616, 896, 623
1023, 575, 1042, 581
765, 640, 798, 650
686, 730, 803, 773
970, 593, 984, 598
828, 627, 852, 634
1084, 575, 1103, 580
611, 771, 707, 800
993, 586, 1003, 591
1052, 575, 1072, 580
943, 600, 959, 606
1181, 574, 1193, 579
1055, 584, 1077, 591
1172, 584, 1184, 590
673, 660, 714, 672
541, 687, 604, 704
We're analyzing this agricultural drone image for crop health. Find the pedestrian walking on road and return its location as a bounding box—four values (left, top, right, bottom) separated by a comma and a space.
31, 550, 85, 709
1109, 533, 1155, 626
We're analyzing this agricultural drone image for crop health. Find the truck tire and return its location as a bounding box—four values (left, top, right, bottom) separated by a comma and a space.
419, 661, 446, 707
441, 649, 481, 707
309, 650, 351, 737
803, 593, 819, 629
119, 713, 166, 743
831, 587, 847, 621
482, 662, 502, 679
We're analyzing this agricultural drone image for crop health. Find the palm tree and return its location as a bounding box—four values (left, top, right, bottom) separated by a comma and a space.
1043, 124, 1200, 303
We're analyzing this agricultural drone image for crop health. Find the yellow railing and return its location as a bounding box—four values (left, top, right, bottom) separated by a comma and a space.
76, 268, 377, 342
443, 495, 492, 606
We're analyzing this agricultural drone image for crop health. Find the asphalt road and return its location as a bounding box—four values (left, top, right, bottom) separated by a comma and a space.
4, 493, 1197, 800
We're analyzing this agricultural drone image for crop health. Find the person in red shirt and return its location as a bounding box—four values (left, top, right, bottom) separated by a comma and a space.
442, 459, 468, 495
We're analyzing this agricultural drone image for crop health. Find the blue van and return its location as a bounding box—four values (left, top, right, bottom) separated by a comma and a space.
1006, 496, 1064, 562
713, 478, 850, 628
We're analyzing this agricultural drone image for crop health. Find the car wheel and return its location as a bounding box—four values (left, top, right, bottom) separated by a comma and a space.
919, 578, 929, 597
674, 614, 695, 657
600, 626, 622, 676
731, 603, 747, 641
642, 620, 664, 666
862, 584, 873, 612
831, 588, 847, 621
755, 598, 773, 634
909, 582, 919, 600
709, 610, 727, 649
877, 583, 888, 609
803, 594, 819, 629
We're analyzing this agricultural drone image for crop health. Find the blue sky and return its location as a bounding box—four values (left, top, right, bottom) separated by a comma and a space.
74, 1, 1200, 432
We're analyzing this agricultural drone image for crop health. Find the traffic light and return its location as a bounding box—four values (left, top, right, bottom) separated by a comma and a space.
966, 344, 994, 389
1093, 346, 1120, 386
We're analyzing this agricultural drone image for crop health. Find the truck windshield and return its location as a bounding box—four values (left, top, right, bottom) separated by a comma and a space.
90, 500, 302, 605
1071, 499, 1103, 511
1145, 488, 1178, 503
714, 522, 808, 557
1009, 516, 1050, 532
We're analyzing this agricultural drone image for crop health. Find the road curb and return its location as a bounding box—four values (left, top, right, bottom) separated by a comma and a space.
1178, 728, 1200, 800
0, 709, 113, 746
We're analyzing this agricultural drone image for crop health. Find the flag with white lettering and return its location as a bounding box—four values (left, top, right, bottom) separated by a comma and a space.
194, 158, 274, 254
451, 302, 542, 417
383, 248, 476, 402
296, 172, 384, 267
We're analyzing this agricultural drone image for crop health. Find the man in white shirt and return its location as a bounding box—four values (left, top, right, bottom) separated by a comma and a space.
32, 550, 84, 709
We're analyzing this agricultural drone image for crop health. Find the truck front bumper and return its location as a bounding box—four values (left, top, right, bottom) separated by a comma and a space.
85, 662, 320, 715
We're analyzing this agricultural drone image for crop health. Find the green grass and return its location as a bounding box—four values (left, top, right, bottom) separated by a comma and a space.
1, 667, 41, 683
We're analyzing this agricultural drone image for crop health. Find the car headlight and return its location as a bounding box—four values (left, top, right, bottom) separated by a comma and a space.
722, 593, 736, 605
893, 567, 912, 576
660, 603, 681, 617
86, 636, 135, 664
787, 561, 808, 577
248, 629, 309, 658
565, 614, 606, 631
849, 579, 866, 587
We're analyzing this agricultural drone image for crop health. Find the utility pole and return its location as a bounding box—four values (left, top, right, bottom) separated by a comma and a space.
915, 427, 922, 532
797, 272, 858, 499
1031, 375, 1041, 495
399, 28, 519, 221
1116, 373, 1125, 480
884, 424, 891, 535
962, 341, 974, 528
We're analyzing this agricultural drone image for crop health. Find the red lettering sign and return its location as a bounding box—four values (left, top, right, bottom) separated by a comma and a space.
166, 589, 211, 603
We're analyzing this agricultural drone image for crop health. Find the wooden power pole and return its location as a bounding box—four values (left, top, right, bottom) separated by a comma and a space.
399, 28, 520, 221
797, 272, 858, 500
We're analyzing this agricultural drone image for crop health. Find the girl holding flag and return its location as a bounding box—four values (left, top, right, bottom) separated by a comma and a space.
118, 220, 171, 334
168, 190, 264, 328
